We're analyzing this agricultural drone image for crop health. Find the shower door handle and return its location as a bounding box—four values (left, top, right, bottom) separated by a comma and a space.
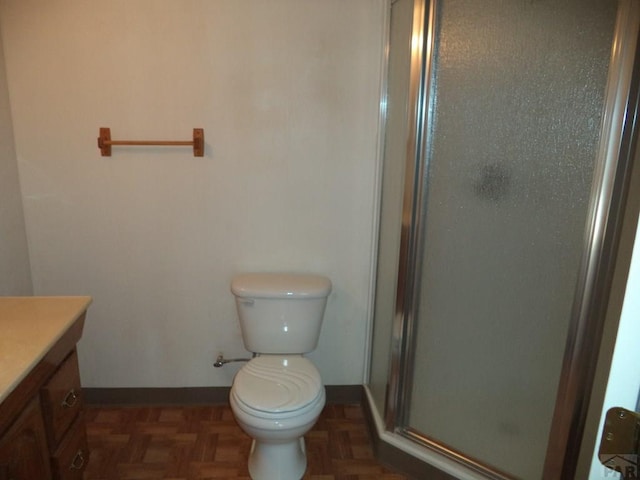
598, 407, 640, 479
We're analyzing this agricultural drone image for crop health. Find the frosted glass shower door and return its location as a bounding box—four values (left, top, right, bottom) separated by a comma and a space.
406, 1, 618, 478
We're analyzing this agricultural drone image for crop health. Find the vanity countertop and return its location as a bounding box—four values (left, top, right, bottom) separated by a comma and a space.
0, 296, 92, 404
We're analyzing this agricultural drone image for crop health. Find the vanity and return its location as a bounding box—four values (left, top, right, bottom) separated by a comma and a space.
0, 297, 92, 480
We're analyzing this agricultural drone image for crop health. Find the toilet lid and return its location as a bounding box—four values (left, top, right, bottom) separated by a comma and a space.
233, 356, 322, 414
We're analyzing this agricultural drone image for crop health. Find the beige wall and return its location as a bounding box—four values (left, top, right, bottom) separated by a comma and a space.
0, 26, 31, 295
0, 0, 385, 387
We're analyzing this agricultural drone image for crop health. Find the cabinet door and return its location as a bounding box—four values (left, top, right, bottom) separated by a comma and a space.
0, 397, 52, 480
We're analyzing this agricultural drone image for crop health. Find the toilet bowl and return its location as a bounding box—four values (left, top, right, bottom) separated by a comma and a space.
229, 272, 331, 480
230, 355, 326, 480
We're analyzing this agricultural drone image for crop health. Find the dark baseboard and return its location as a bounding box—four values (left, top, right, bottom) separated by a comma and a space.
361, 389, 458, 480
84, 384, 364, 407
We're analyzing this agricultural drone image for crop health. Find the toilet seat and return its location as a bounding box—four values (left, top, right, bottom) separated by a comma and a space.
232, 356, 323, 416
231, 388, 325, 423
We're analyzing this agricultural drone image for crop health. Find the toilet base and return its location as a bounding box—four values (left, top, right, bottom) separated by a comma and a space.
248, 437, 307, 480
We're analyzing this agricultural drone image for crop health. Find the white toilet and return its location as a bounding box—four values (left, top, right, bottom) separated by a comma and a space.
229, 272, 332, 480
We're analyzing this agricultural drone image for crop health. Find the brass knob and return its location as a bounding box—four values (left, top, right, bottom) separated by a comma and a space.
61, 389, 78, 408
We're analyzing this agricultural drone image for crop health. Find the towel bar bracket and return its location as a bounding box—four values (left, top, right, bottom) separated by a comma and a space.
98, 127, 111, 156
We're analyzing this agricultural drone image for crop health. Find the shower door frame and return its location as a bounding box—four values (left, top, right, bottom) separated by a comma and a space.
383, 0, 640, 478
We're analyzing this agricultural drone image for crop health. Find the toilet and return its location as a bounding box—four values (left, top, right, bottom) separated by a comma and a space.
229, 272, 332, 480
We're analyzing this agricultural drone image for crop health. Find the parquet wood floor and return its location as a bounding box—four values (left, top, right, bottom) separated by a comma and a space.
83, 404, 407, 480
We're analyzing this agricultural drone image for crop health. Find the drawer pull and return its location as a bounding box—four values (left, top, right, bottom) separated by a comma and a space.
61, 389, 78, 408
69, 449, 85, 470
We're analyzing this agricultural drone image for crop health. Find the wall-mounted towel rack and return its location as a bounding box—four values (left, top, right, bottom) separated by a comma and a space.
97, 128, 204, 157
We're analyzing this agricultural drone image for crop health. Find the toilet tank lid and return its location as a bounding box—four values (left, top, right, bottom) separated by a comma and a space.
231, 273, 332, 299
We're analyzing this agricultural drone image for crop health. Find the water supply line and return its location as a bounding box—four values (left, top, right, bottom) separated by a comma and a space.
213, 353, 254, 368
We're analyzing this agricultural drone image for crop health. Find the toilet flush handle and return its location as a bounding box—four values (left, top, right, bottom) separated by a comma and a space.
239, 299, 254, 306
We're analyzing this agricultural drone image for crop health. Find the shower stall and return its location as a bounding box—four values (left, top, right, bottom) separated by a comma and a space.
367, 0, 640, 479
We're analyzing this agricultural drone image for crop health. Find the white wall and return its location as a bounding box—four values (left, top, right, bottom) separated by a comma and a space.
0, 0, 385, 387
0, 26, 31, 295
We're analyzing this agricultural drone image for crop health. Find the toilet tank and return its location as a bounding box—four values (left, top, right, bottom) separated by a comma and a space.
230, 273, 332, 354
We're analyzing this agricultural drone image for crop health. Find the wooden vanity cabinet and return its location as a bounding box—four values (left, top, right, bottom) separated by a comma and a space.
0, 397, 52, 480
0, 310, 88, 480
41, 351, 85, 448
41, 350, 89, 480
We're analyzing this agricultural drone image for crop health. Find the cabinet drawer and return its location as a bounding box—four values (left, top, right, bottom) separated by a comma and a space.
51, 415, 89, 480
41, 350, 83, 447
